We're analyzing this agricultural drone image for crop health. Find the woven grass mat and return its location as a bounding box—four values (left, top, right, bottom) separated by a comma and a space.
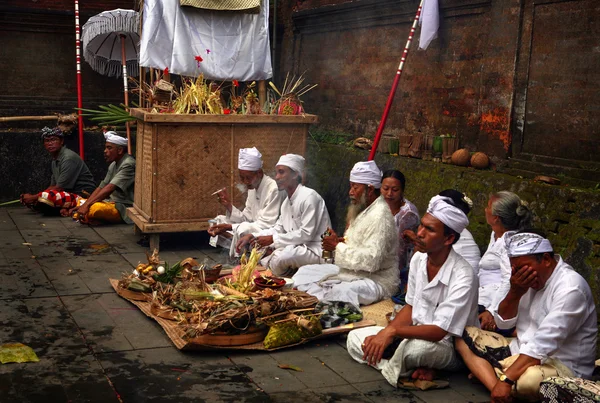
361, 299, 396, 327
110, 279, 375, 351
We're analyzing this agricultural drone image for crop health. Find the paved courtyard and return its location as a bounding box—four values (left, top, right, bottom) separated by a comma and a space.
0, 207, 490, 403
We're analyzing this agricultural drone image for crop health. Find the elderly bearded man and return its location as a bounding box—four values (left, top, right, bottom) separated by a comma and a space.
236, 154, 331, 276
20, 127, 95, 214
207, 147, 284, 257
292, 161, 399, 307
455, 231, 597, 403
67, 132, 135, 225
346, 192, 478, 386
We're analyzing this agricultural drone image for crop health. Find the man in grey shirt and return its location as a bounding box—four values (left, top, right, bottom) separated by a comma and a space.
20, 126, 95, 215
68, 132, 135, 224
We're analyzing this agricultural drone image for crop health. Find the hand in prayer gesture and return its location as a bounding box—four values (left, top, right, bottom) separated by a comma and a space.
509, 264, 537, 297
216, 188, 233, 213
361, 327, 395, 366
478, 310, 497, 331
207, 223, 232, 236
491, 379, 513, 403
322, 227, 341, 252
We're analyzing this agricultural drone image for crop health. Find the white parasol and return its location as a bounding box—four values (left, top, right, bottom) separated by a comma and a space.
82, 9, 140, 154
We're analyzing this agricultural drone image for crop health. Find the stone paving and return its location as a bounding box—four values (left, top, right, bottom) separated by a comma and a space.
0, 207, 490, 403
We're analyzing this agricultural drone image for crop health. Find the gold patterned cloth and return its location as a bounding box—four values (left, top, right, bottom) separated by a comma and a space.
180, 0, 260, 13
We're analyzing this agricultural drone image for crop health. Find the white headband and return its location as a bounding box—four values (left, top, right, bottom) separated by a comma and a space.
276, 154, 305, 175
506, 232, 553, 258
238, 147, 262, 171
349, 161, 382, 189
104, 131, 128, 147
426, 195, 469, 233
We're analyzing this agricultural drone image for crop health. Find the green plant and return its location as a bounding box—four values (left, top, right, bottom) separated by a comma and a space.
76, 104, 136, 126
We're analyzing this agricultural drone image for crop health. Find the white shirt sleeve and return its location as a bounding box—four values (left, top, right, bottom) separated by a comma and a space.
405, 253, 422, 307
250, 188, 283, 230
494, 307, 518, 329
228, 204, 250, 224
489, 248, 512, 313
519, 287, 591, 363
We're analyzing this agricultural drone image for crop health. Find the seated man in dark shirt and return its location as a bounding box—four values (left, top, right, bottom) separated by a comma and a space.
20, 127, 95, 215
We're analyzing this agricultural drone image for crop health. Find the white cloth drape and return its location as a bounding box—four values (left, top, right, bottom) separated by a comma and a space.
140, 0, 272, 80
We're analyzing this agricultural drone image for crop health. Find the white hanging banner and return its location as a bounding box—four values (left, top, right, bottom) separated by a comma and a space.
140, 0, 272, 81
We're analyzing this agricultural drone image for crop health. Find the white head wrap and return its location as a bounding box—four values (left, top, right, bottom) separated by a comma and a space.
104, 131, 128, 147
426, 195, 469, 233
349, 161, 383, 189
276, 154, 305, 175
506, 232, 553, 258
238, 147, 263, 171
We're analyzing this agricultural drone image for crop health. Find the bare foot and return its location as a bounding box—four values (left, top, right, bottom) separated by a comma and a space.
411, 367, 436, 381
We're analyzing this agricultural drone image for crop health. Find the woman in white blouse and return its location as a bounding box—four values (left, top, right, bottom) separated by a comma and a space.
478, 191, 532, 332
381, 170, 420, 304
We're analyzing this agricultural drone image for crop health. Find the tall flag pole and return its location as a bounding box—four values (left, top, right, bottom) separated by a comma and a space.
75, 0, 85, 159
368, 0, 427, 161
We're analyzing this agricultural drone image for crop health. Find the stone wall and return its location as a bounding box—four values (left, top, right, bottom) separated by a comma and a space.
306, 142, 600, 305
278, 0, 600, 170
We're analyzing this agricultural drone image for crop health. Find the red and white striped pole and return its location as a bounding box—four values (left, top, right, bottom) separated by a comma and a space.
75, 0, 85, 160
368, 0, 424, 161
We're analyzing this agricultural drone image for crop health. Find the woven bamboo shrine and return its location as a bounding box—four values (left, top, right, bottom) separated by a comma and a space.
127, 108, 318, 249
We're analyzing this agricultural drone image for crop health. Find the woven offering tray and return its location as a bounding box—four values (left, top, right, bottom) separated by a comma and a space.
111, 279, 375, 350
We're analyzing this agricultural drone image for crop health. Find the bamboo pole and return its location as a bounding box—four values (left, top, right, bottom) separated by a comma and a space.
120, 34, 132, 155
258, 80, 267, 109
75, 0, 85, 160
368, 0, 424, 161
0, 116, 58, 123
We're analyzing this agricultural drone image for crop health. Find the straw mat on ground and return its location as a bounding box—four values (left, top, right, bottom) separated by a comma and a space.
361, 299, 396, 327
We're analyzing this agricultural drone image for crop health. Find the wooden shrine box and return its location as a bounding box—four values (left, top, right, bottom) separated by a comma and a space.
127, 108, 318, 250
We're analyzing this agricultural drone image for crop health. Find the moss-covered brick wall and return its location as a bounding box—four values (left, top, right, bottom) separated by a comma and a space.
306, 143, 600, 320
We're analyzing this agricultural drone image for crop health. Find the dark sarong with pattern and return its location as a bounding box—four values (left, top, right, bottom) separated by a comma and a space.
540, 377, 600, 403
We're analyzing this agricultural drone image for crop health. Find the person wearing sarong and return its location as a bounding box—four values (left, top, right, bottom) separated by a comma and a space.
67, 132, 135, 225
477, 191, 532, 333
455, 231, 597, 403
236, 154, 331, 276
20, 127, 95, 214
207, 147, 284, 257
347, 193, 478, 386
380, 170, 419, 304
292, 161, 399, 307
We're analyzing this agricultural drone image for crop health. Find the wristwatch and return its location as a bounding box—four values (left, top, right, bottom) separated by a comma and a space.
499, 374, 515, 386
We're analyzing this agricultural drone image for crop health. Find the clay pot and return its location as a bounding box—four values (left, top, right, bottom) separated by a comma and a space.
471, 152, 490, 169
451, 148, 471, 166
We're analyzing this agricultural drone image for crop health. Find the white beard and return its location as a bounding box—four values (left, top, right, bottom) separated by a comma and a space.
346, 192, 367, 227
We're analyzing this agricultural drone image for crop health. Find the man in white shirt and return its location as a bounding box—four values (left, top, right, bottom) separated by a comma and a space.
347, 193, 479, 386
455, 231, 597, 402
292, 161, 399, 307
236, 154, 331, 276
208, 147, 284, 257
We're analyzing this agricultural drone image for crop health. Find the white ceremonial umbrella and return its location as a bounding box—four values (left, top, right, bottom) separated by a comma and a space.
82, 9, 140, 154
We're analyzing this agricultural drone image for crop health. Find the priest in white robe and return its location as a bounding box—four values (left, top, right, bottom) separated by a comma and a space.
208, 147, 284, 257
292, 161, 399, 307
456, 231, 597, 402
347, 193, 479, 386
236, 154, 331, 276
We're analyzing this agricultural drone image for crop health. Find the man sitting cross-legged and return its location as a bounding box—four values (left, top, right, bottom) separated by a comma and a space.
67, 132, 135, 225
20, 126, 95, 214
455, 231, 597, 403
207, 147, 284, 257
236, 154, 331, 276
292, 160, 399, 307
346, 192, 479, 386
